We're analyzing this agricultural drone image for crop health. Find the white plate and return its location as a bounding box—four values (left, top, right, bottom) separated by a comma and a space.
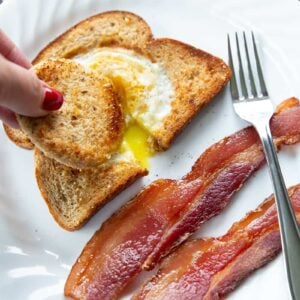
1, 0, 300, 299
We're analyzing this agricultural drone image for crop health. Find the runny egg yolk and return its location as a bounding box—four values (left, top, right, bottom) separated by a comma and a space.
120, 121, 154, 169
82, 48, 158, 169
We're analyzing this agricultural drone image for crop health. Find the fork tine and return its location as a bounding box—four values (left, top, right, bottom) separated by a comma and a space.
235, 32, 248, 99
227, 34, 239, 100
243, 32, 258, 98
251, 32, 269, 98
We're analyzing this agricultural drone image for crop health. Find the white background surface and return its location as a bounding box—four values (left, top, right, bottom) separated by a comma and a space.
1, 0, 300, 299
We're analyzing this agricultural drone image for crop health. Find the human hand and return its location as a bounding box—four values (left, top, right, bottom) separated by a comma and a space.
0, 30, 64, 128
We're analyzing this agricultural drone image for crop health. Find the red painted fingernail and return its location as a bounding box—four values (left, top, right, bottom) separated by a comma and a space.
42, 87, 64, 111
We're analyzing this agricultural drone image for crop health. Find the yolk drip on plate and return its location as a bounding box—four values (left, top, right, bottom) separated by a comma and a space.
82, 48, 160, 169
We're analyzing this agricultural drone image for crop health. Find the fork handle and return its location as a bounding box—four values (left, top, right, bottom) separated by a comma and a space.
256, 122, 300, 300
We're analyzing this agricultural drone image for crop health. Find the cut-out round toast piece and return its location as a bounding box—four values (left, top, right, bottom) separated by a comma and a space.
17, 59, 124, 169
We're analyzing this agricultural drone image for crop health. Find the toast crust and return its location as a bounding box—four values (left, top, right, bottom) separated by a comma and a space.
33, 11, 153, 64
34, 149, 147, 230
3, 124, 34, 150
18, 59, 124, 169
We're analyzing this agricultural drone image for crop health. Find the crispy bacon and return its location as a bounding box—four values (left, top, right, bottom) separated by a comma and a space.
64, 98, 300, 300
134, 185, 300, 300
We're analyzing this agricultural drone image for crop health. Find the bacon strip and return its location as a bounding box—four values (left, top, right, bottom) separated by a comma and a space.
64, 98, 300, 300
134, 185, 300, 300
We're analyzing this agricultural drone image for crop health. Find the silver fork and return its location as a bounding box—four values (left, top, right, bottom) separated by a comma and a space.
228, 32, 300, 299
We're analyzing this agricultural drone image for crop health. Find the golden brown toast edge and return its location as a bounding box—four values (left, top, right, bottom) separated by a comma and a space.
3, 124, 34, 150
33, 11, 153, 64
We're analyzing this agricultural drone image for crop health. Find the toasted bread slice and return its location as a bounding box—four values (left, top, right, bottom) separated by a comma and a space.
33, 11, 231, 150
34, 149, 147, 230
3, 124, 34, 149
11, 11, 231, 230
18, 59, 124, 169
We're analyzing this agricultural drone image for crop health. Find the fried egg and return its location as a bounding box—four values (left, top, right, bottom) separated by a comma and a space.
74, 47, 174, 169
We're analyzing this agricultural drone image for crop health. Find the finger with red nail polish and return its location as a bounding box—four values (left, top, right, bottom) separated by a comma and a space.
0, 54, 64, 120
42, 87, 64, 111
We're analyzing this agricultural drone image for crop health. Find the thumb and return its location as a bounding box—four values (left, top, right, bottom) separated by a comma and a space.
0, 55, 63, 117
